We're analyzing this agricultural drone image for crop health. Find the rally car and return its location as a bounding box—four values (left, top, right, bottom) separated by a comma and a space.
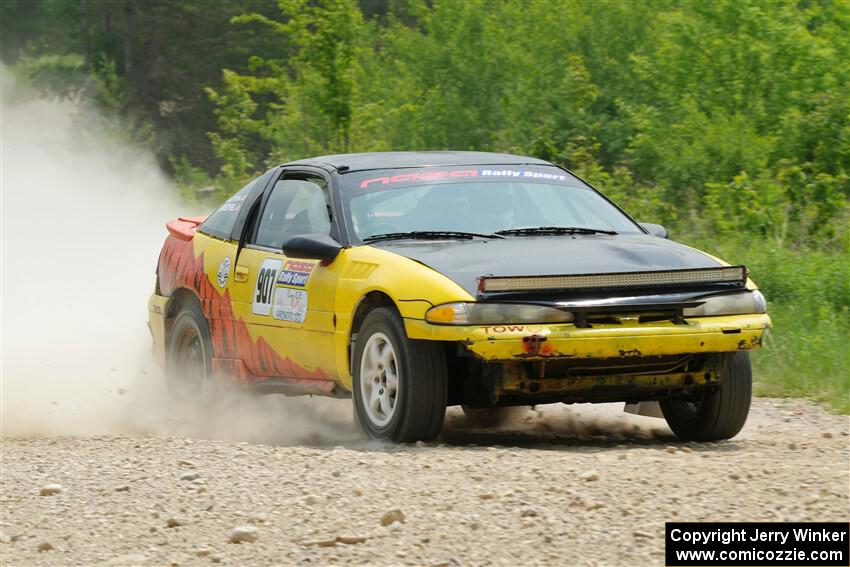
148, 151, 770, 442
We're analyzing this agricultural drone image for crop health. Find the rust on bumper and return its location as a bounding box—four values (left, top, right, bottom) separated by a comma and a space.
499, 363, 719, 396
405, 313, 771, 361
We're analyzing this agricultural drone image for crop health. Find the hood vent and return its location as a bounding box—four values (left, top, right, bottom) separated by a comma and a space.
479, 266, 747, 294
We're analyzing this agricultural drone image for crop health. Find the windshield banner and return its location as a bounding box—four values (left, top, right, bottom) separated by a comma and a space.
353, 167, 575, 190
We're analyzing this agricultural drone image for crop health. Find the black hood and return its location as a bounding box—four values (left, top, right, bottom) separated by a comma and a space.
374, 234, 723, 297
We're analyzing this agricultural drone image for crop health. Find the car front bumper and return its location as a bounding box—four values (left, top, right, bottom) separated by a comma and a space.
404, 313, 771, 361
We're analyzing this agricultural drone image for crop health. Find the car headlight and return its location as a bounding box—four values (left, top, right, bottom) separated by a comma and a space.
683, 290, 767, 317
425, 302, 574, 325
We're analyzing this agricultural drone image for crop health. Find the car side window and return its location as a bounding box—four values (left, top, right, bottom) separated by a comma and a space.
254, 177, 331, 249
198, 178, 257, 239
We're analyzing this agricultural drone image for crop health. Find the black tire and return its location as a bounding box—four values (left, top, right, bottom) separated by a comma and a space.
166, 300, 215, 403
352, 307, 447, 442
660, 352, 752, 441
461, 405, 528, 428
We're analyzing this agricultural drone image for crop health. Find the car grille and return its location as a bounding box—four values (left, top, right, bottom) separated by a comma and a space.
479, 266, 747, 294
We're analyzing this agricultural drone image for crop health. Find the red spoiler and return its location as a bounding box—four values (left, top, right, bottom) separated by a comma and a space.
166, 216, 207, 241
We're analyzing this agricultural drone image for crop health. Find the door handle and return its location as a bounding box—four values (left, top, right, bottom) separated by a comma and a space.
234, 266, 249, 283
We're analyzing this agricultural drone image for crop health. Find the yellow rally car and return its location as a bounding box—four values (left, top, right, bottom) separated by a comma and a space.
149, 151, 770, 442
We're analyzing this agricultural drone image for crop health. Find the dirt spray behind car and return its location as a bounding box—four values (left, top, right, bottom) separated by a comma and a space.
0, 67, 355, 445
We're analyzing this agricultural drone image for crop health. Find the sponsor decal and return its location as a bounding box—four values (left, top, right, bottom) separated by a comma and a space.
480, 169, 568, 181
216, 256, 231, 288
272, 287, 308, 323
276, 260, 315, 288
253, 258, 283, 315
360, 169, 478, 189
482, 325, 527, 334
217, 193, 247, 212
359, 168, 569, 189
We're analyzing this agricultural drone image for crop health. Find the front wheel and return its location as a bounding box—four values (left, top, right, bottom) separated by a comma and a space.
352, 308, 447, 442
660, 352, 752, 441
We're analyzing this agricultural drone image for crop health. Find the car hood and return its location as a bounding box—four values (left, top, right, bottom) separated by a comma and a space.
372, 234, 723, 297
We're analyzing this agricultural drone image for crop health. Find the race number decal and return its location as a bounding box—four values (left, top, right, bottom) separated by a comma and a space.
252, 258, 282, 315
272, 287, 308, 323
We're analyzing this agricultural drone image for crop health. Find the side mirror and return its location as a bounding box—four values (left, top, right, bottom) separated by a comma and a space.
639, 222, 668, 239
283, 234, 343, 262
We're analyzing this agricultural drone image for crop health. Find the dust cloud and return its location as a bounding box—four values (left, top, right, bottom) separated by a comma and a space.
0, 67, 356, 445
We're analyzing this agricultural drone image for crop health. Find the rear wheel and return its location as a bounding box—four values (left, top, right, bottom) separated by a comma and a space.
352, 308, 447, 442
166, 301, 214, 403
660, 352, 752, 441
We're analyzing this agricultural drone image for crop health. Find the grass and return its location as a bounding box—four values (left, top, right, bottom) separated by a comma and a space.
746, 245, 848, 414
752, 302, 849, 414
685, 237, 849, 414
735, 244, 848, 414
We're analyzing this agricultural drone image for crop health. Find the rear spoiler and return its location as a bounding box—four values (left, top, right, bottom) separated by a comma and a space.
166, 216, 207, 241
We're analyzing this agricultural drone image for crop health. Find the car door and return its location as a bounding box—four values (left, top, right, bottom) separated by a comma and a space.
228, 170, 339, 381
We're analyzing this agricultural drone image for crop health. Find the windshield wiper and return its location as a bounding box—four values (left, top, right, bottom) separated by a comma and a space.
362, 230, 505, 243
495, 226, 618, 236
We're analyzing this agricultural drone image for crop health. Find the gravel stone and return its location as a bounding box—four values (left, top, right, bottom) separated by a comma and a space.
580, 470, 600, 482
306, 538, 338, 547
229, 525, 258, 544
38, 484, 63, 496
380, 509, 405, 526
166, 517, 187, 528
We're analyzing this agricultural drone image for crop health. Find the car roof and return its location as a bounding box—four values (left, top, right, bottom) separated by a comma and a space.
282, 151, 553, 172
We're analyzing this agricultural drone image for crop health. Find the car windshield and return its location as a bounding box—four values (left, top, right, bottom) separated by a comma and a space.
341, 165, 642, 241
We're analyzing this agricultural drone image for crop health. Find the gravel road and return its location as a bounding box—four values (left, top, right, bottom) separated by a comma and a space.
1, 398, 848, 566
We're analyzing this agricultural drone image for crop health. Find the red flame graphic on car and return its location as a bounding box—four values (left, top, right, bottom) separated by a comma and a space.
157, 235, 329, 385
